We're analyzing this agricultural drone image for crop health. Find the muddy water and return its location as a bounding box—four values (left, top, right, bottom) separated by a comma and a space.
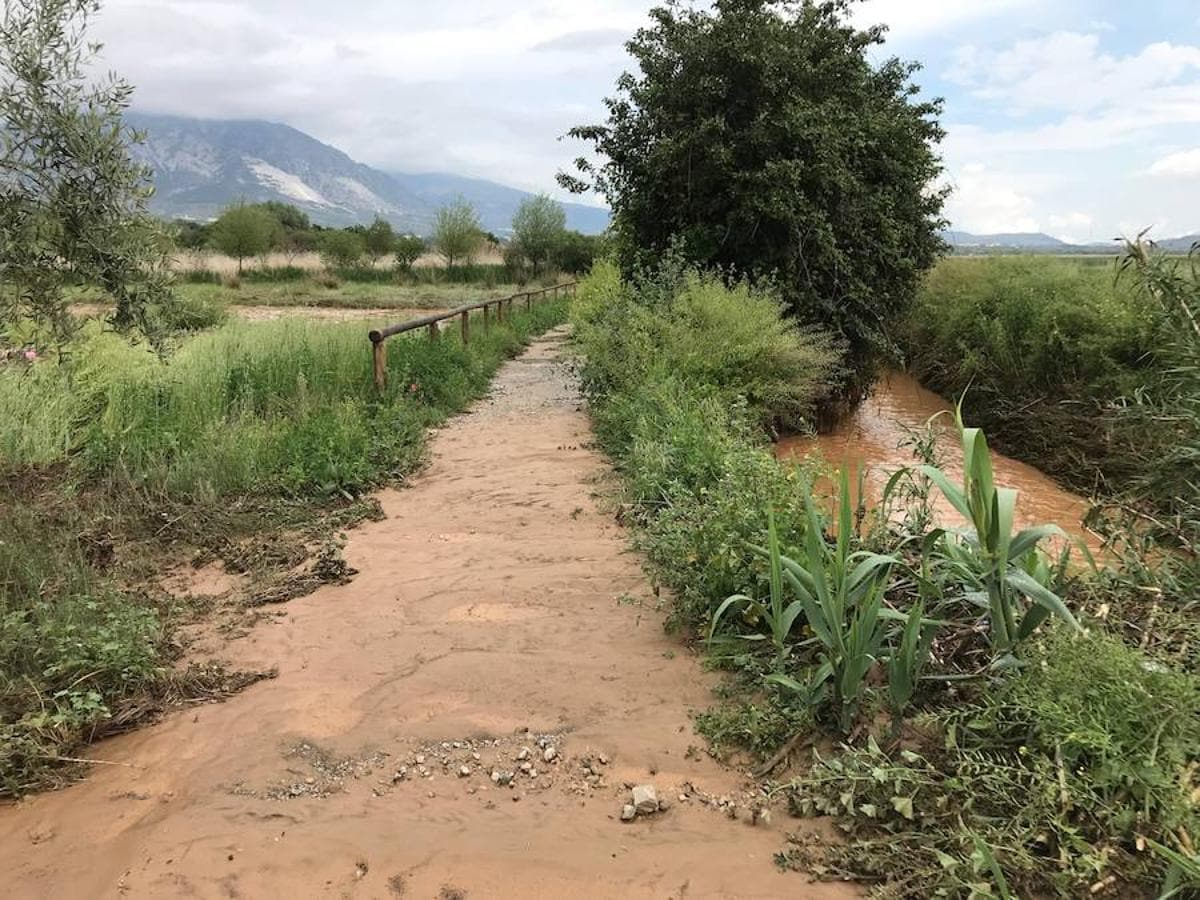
778, 372, 1099, 553
0, 329, 852, 900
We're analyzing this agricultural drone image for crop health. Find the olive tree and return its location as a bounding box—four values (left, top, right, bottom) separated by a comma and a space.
432, 199, 483, 269
363, 216, 396, 264
560, 0, 947, 398
394, 233, 426, 271
319, 229, 365, 269
209, 203, 278, 274
0, 0, 176, 345
511, 195, 567, 275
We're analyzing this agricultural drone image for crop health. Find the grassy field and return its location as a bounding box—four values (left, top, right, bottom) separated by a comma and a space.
571, 258, 1199, 897
69, 278, 530, 313
0, 298, 567, 796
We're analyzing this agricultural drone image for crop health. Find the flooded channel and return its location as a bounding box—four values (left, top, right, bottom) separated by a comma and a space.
778, 372, 1101, 554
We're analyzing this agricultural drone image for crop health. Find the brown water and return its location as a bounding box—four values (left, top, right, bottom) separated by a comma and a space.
777, 372, 1101, 554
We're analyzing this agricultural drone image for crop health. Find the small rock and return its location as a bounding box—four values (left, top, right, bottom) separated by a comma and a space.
620, 804, 637, 822
542, 746, 557, 763
597, 754, 609, 766
472, 752, 481, 762
458, 766, 471, 778
632, 784, 659, 816
516, 748, 530, 761
519, 762, 533, 774
415, 754, 426, 765
490, 770, 502, 784
304, 777, 315, 785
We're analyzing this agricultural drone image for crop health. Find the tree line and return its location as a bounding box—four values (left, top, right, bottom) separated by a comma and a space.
172, 196, 604, 277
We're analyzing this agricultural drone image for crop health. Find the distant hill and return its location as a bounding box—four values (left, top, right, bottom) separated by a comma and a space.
388, 172, 611, 236
943, 229, 1198, 254
125, 112, 610, 235
943, 230, 1068, 250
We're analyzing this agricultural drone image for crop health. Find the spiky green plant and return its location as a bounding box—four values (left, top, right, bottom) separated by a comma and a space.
769, 470, 899, 732
919, 407, 1079, 652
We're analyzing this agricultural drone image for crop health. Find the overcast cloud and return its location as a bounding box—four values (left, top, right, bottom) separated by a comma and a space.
93, 0, 1200, 240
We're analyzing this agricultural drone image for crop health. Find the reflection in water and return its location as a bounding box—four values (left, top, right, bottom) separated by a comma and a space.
777, 372, 1100, 554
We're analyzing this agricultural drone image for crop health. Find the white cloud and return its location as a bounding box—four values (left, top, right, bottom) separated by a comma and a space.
853, 0, 1039, 39
948, 32, 1200, 113
1047, 212, 1095, 243
1146, 149, 1200, 177
943, 168, 1040, 234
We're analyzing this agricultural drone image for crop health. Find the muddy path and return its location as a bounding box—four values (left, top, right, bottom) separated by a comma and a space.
0, 329, 850, 899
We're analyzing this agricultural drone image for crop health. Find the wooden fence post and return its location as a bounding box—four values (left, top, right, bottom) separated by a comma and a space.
428, 322, 438, 341
483, 303, 491, 333
460, 309, 470, 345
373, 340, 386, 391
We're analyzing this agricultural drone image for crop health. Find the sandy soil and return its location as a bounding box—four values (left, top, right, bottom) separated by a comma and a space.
0, 329, 851, 899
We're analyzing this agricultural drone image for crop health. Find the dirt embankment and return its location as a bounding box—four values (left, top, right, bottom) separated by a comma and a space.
0, 329, 850, 899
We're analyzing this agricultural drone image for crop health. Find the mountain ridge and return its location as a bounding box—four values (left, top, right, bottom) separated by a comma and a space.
126, 112, 610, 236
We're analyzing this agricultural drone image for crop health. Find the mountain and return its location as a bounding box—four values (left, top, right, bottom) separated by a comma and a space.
1158, 233, 1200, 253
943, 230, 1069, 250
387, 171, 610, 236
126, 113, 432, 230
126, 112, 611, 235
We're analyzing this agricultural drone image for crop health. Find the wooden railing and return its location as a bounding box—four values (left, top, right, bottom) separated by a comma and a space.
367, 281, 577, 389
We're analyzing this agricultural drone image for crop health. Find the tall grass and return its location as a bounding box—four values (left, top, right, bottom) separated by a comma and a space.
902, 256, 1158, 492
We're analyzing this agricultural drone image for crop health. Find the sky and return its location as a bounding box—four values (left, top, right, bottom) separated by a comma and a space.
92, 0, 1200, 241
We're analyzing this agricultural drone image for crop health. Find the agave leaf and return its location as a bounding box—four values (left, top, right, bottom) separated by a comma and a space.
780, 600, 806, 640
1007, 524, 1064, 562
918, 464, 972, 520
994, 487, 1017, 560
846, 552, 898, 595
709, 594, 751, 643
1007, 568, 1081, 632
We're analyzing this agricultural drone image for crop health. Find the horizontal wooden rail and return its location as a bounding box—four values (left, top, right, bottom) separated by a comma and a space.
369, 281, 577, 390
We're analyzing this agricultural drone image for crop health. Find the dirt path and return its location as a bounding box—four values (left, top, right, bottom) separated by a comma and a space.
0, 329, 850, 899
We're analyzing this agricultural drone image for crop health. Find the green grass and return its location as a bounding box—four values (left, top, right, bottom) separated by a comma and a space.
0, 298, 568, 795
901, 255, 1160, 493
570, 258, 1199, 897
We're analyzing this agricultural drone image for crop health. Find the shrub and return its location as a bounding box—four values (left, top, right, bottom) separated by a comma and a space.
902, 256, 1156, 492
319, 230, 366, 269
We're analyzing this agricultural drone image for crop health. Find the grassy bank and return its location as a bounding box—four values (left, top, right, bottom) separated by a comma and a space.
0, 298, 567, 795
901, 256, 1159, 495
572, 261, 1199, 897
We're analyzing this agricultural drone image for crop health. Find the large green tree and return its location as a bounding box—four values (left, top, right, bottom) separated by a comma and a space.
0, 0, 176, 345
510, 194, 566, 274
363, 216, 396, 264
560, 0, 947, 396
432, 199, 483, 269
209, 203, 278, 273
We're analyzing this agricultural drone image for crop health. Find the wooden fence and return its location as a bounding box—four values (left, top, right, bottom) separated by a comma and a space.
367, 282, 577, 389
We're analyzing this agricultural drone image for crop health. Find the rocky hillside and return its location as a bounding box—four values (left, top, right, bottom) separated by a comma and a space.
126, 112, 609, 235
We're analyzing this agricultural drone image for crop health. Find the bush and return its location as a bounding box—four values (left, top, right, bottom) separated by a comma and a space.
319, 230, 366, 269
902, 256, 1157, 492
575, 261, 838, 436
572, 262, 835, 630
